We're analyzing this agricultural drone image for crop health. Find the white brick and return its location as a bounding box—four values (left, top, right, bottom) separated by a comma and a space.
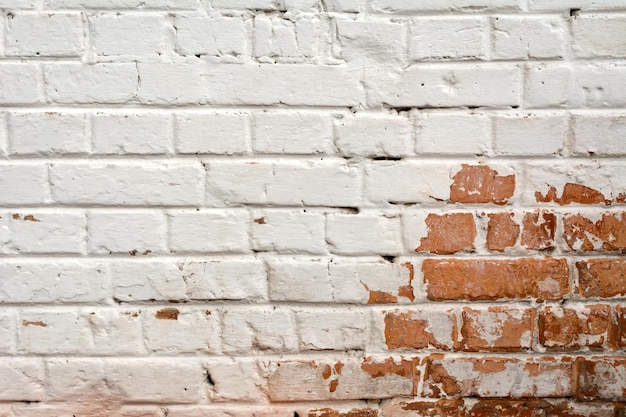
203, 65, 364, 106
268, 259, 333, 302
45, 63, 138, 104
0, 113, 6, 156
409, 17, 486, 61
92, 113, 173, 154
9, 112, 88, 155
179, 260, 267, 301
137, 63, 208, 105
143, 307, 220, 354
493, 113, 567, 155
416, 111, 490, 155
222, 308, 298, 353
324, 0, 363, 12
46, 0, 200, 8
326, 213, 403, 255
212, 0, 281, 10
205, 161, 274, 206
5, 12, 83, 57
525, 64, 626, 108
572, 15, 626, 58
267, 160, 362, 207
111, 260, 187, 302
329, 261, 415, 304
8, 211, 86, 254
336, 19, 404, 63
104, 359, 202, 403
0, 0, 36, 7
45, 358, 107, 401
0, 63, 40, 104
364, 161, 452, 204
175, 16, 246, 59
370, 0, 453, 12
50, 162, 205, 205
92, 14, 172, 58
453, 0, 521, 10
0, 359, 44, 401
572, 112, 626, 156
81, 309, 144, 355
203, 359, 266, 402
0, 312, 16, 354
253, 111, 334, 154
176, 112, 248, 155
297, 309, 370, 350
0, 261, 109, 303
89, 211, 167, 255
335, 113, 412, 157
367, 64, 521, 108
0, 163, 49, 204
492, 16, 566, 60
19, 311, 85, 354
253, 14, 319, 62
168, 210, 249, 253
251, 210, 326, 254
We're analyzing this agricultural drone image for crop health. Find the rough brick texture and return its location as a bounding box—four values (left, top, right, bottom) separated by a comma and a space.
0, 0, 625, 415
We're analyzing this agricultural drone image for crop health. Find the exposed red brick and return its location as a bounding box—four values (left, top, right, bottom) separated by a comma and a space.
468, 400, 549, 417
393, 399, 464, 416
563, 212, 626, 252
617, 192, 626, 204
575, 357, 626, 401
308, 408, 378, 417
576, 259, 626, 298
486, 212, 520, 252
422, 258, 570, 301
155, 308, 179, 320
521, 210, 556, 250
397, 262, 415, 302
536, 183, 611, 205
361, 357, 419, 396
22, 320, 48, 327
538, 305, 613, 351
416, 213, 476, 255
384, 309, 456, 351
423, 356, 573, 399
450, 165, 515, 205
460, 307, 534, 352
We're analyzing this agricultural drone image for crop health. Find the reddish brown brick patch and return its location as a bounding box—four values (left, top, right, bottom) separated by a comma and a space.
450, 165, 515, 205
576, 259, 626, 298
521, 210, 556, 250
575, 357, 626, 401
538, 305, 613, 351
563, 212, 626, 252
308, 408, 378, 417
416, 213, 476, 255
384, 309, 456, 351
536, 183, 611, 206
155, 308, 179, 320
422, 258, 569, 301
486, 212, 520, 252
460, 307, 534, 352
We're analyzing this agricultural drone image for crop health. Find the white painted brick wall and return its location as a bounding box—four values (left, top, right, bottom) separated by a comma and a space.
0, 0, 625, 414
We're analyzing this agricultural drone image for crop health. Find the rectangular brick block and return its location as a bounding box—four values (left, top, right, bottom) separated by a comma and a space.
576, 259, 626, 298
575, 357, 626, 401
423, 258, 570, 301
538, 305, 614, 351
460, 307, 534, 352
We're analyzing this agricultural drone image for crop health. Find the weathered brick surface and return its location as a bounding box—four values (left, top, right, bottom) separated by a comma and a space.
0, 0, 624, 412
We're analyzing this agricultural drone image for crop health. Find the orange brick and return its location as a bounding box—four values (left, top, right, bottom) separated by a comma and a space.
617, 305, 626, 347
536, 183, 610, 206
460, 307, 534, 352
563, 212, 626, 252
384, 308, 456, 351
538, 305, 613, 351
308, 408, 379, 417
381, 399, 464, 416
576, 259, 626, 298
486, 212, 520, 252
423, 356, 573, 399
450, 165, 515, 205
416, 213, 476, 255
521, 210, 556, 250
575, 357, 626, 401
422, 258, 569, 301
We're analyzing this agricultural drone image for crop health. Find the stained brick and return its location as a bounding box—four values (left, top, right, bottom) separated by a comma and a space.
575, 357, 626, 401
423, 258, 570, 301
460, 307, 534, 352
576, 259, 626, 298
538, 305, 613, 351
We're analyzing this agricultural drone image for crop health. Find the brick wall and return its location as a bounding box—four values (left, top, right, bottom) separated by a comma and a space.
0, 0, 625, 416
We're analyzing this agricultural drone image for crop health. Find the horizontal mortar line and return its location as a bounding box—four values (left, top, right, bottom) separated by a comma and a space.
0, 351, 622, 360
3, 154, 626, 162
